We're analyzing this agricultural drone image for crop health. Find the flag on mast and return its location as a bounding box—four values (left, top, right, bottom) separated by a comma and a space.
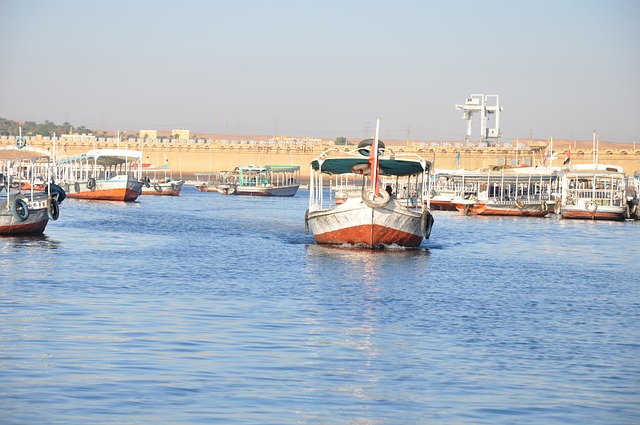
369, 118, 381, 196
563, 147, 571, 166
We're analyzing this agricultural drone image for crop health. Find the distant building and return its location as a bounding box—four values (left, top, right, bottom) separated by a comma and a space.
61, 133, 96, 141
171, 128, 190, 141
139, 129, 157, 140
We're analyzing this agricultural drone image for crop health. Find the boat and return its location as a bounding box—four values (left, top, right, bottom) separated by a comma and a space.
235, 165, 300, 196
631, 171, 640, 220
140, 164, 185, 196
0, 147, 63, 236
54, 149, 144, 201
428, 169, 479, 211
556, 164, 631, 221
195, 171, 238, 194
306, 120, 434, 249
450, 168, 559, 217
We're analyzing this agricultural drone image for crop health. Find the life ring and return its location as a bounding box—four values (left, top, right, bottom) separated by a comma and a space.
154, 182, 162, 192
11, 195, 29, 221
351, 163, 371, 175
170, 182, 177, 191
362, 188, 390, 209
541, 200, 548, 213
15, 136, 27, 149
87, 177, 96, 190
515, 199, 524, 209
45, 183, 66, 203
47, 197, 60, 220
357, 138, 386, 156
421, 209, 434, 239
585, 199, 597, 213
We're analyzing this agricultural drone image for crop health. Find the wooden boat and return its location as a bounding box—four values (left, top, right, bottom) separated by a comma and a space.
140, 164, 184, 196
557, 164, 631, 221
235, 165, 300, 197
54, 149, 144, 202
628, 171, 640, 220
306, 120, 434, 249
428, 169, 481, 211
0, 147, 62, 236
196, 183, 219, 193
449, 168, 559, 217
195, 171, 238, 194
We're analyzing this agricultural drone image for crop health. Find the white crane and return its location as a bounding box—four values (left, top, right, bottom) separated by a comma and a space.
455, 94, 503, 145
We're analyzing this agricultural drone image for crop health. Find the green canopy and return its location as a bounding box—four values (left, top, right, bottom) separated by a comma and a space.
311, 157, 428, 176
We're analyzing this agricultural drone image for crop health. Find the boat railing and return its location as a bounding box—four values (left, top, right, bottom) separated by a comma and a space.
565, 188, 625, 204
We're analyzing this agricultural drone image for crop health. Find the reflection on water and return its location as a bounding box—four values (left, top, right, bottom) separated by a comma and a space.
0, 234, 61, 254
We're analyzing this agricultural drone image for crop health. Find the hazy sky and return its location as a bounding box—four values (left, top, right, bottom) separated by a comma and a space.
1, 0, 638, 142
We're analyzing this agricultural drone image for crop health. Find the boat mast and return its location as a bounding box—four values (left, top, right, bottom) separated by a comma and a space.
369, 119, 381, 196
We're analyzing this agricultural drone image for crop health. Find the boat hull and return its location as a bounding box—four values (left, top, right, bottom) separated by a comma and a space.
64, 178, 143, 202
429, 199, 458, 211
0, 196, 50, 236
141, 180, 184, 196
307, 198, 429, 248
236, 184, 299, 197
560, 205, 627, 221
454, 201, 551, 217
196, 184, 219, 193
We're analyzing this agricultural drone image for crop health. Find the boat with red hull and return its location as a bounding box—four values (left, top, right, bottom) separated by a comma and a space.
557, 164, 633, 221
55, 149, 144, 202
447, 168, 558, 218
306, 120, 434, 249
1, 147, 62, 236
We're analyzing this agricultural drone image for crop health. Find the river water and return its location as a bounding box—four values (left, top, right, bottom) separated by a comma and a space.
1, 186, 639, 424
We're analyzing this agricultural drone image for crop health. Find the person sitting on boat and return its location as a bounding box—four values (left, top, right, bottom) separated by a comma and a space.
410, 190, 417, 206
385, 185, 393, 198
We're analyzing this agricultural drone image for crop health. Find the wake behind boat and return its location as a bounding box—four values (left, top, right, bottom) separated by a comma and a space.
306, 120, 434, 249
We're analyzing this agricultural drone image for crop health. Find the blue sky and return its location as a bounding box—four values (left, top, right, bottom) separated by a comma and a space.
1, 0, 638, 142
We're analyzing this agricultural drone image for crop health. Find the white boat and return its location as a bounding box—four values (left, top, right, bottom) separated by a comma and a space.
195, 171, 238, 194
630, 171, 640, 220
0, 147, 62, 236
235, 165, 300, 197
306, 120, 434, 249
54, 149, 144, 202
557, 164, 631, 221
140, 164, 185, 196
448, 167, 559, 217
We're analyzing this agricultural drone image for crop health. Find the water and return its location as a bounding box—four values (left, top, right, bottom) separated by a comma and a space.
1, 186, 639, 425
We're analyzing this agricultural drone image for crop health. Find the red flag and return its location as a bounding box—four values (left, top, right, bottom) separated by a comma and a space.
563, 147, 571, 166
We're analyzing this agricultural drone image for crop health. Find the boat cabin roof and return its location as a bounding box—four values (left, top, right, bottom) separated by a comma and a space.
57, 149, 142, 166
238, 165, 300, 173
569, 163, 624, 173
0, 147, 51, 162
311, 156, 428, 176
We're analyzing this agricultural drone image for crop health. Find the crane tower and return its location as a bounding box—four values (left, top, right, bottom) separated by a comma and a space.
455, 94, 503, 145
